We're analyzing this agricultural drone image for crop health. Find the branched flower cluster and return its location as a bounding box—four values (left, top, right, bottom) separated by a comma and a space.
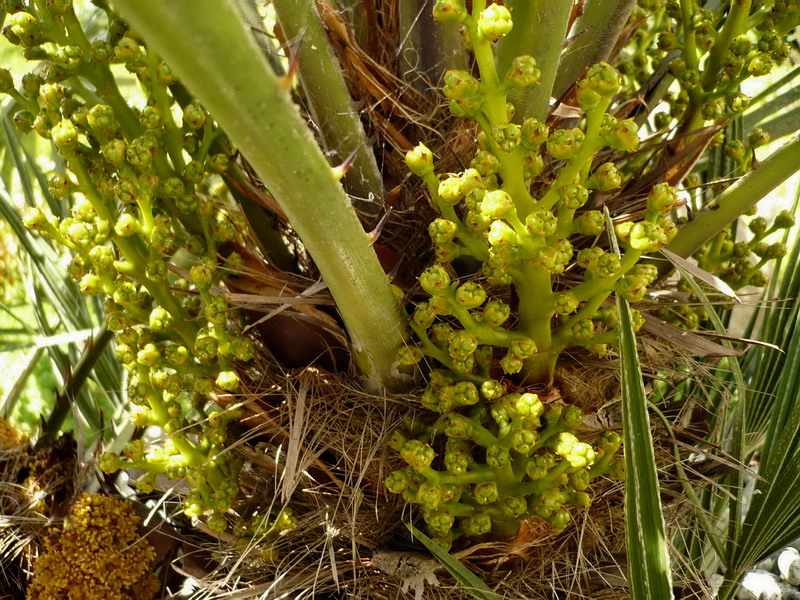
1, 0, 254, 529
386, 0, 678, 545
26, 493, 159, 600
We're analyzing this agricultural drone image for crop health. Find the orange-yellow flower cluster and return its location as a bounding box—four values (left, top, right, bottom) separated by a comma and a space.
27, 493, 159, 600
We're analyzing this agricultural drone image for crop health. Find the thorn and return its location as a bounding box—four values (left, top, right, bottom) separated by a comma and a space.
331, 146, 361, 181
367, 207, 393, 245
279, 32, 304, 93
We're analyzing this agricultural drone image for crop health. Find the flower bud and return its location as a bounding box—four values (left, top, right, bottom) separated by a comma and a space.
401, 439, 435, 470
478, 3, 513, 41
486, 219, 517, 247
79, 273, 102, 295
149, 306, 173, 332
505, 55, 540, 88
442, 69, 480, 101
554, 291, 579, 315
748, 53, 772, 77
491, 123, 521, 153
419, 264, 451, 296
87, 104, 121, 137
449, 330, 478, 360
521, 116, 548, 148
473, 481, 499, 505
587, 162, 621, 191
558, 182, 589, 209
51, 121, 78, 151
546, 128, 584, 160
141, 105, 162, 129
114, 36, 141, 62
481, 189, 514, 218
525, 207, 557, 237
136, 342, 161, 367
749, 127, 770, 148
728, 92, 750, 113
216, 370, 240, 392
603, 118, 639, 151
511, 336, 536, 358
432, 0, 467, 24
455, 281, 487, 309
500, 351, 523, 374
647, 183, 679, 215
482, 299, 510, 327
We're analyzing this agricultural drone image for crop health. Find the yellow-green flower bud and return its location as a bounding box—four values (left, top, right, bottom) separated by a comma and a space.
216, 370, 240, 392
602, 117, 639, 151
149, 306, 173, 332
500, 351, 523, 374
114, 36, 141, 62
486, 444, 510, 469
522, 153, 544, 179
183, 101, 206, 130
505, 55, 540, 88
419, 264, 451, 296
511, 337, 536, 359
455, 281, 487, 309
397, 345, 423, 366
482, 299, 510, 327
521, 117, 548, 150
136, 342, 161, 367
87, 104, 120, 137
463, 512, 492, 536
195, 334, 219, 361
647, 183, 679, 216
728, 92, 750, 113
449, 330, 478, 360
51, 121, 78, 151
587, 163, 621, 191
79, 273, 102, 295
442, 69, 479, 100
473, 481, 499, 505
571, 318, 595, 341
558, 182, 589, 209
554, 291, 579, 315
114, 213, 140, 237
432, 0, 467, 23
491, 123, 521, 152
478, 4, 513, 41
401, 439, 435, 470
481, 190, 514, 218
546, 128, 584, 160
470, 149, 500, 176
486, 219, 517, 246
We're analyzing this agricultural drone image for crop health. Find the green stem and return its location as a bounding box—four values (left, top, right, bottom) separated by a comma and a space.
663, 132, 800, 268
701, 0, 752, 92
273, 0, 383, 204
113, 0, 409, 392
